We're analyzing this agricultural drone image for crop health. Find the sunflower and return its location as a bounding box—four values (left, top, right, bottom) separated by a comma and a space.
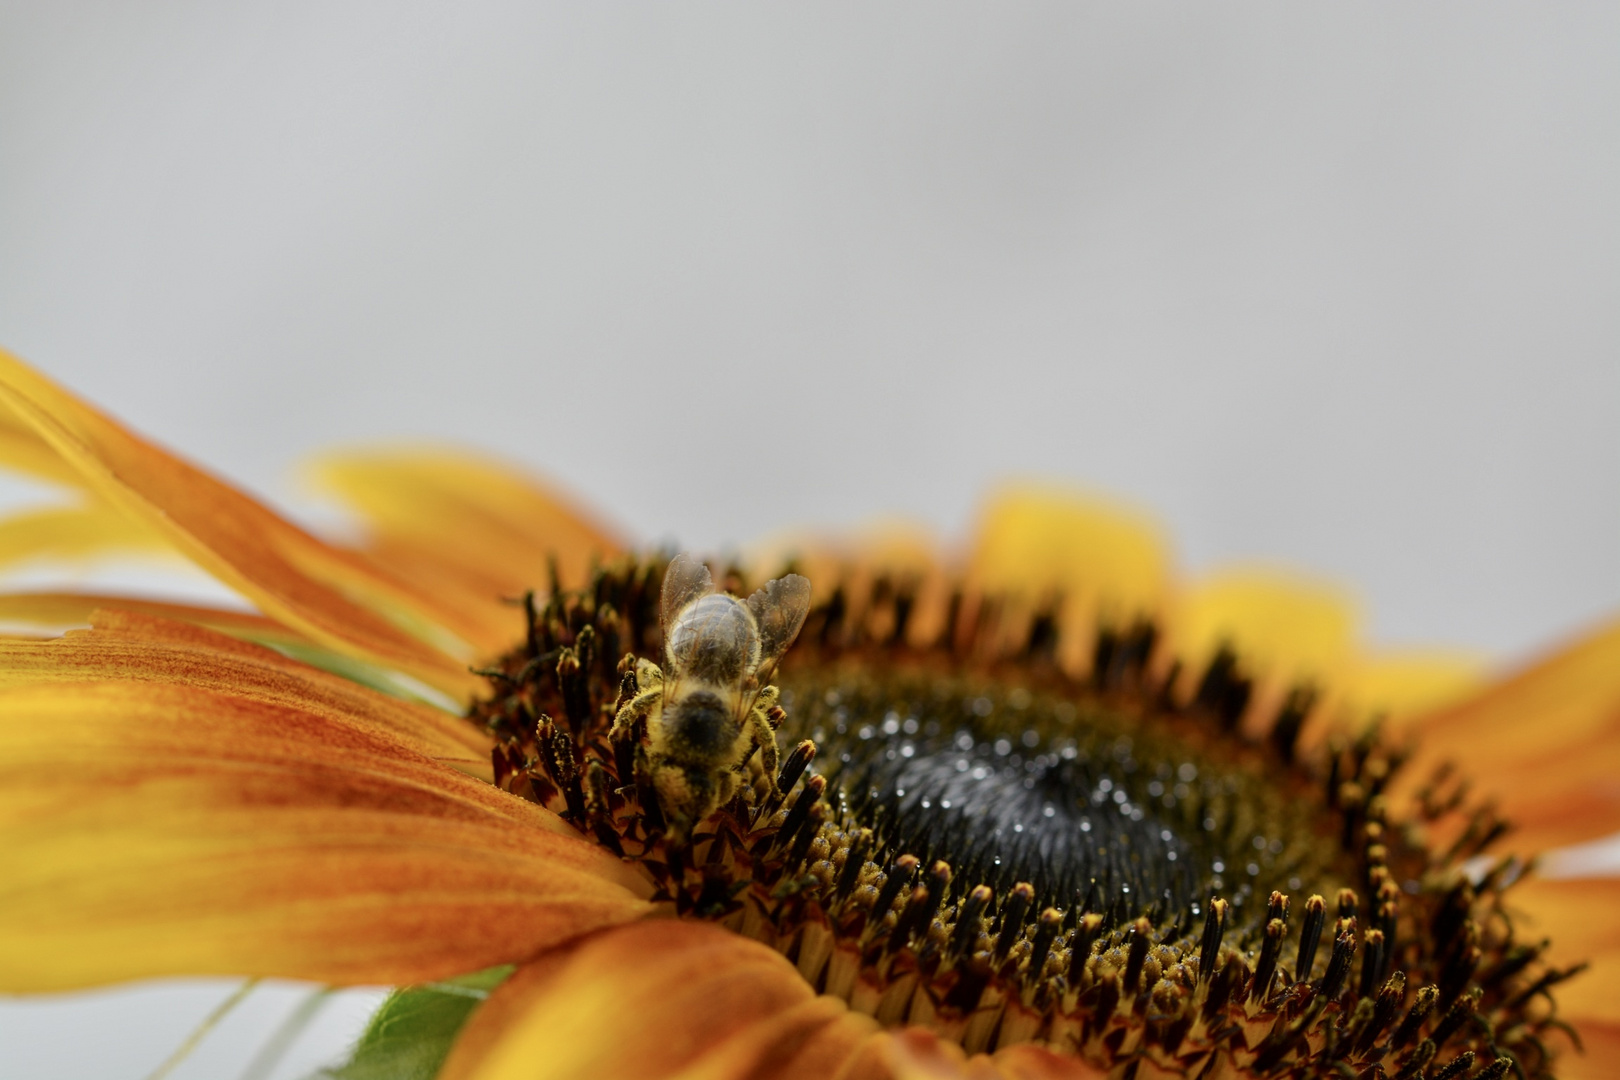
0, 347, 1615, 1080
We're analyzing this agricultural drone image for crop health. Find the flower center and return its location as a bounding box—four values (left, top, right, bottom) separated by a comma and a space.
778, 666, 1346, 931
470, 558, 1581, 1079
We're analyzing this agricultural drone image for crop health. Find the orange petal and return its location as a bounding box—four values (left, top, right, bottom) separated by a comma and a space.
0, 671, 650, 991
442, 919, 878, 1080
989, 1045, 1107, 1080
837, 1030, 1001, 1080
0, 349, 479, 696
1513, 876, 1620, 1024
307, 448, 624, 654
1560, 1019, 1620, 1080
1398, 618, 1620, 850
0, 609, 491, 771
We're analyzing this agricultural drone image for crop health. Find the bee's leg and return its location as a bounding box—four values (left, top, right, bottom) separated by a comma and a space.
608, 664, 663, 742
744, 707, 781, 802
651, 759, 719, 845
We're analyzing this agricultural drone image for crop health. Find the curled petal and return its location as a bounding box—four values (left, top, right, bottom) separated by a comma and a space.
0, 349, 477, 696
0, 670, 649, 991
307, 448, 624, 653
442, 919, 879, 1080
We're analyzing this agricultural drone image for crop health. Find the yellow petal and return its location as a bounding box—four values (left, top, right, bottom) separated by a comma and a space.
307, 448, 624, 653
1170, 568, 1358, 691
969, 486, 1169, 617
0, 349, 478, 696
968, 486, 1170, 672
0, 502, 174, 571
442, 919, 877, 1080
0, 671, 651, 991
1337, 650, 1488, 728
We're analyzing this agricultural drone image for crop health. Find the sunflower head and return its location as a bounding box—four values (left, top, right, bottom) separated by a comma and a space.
0, 351, 1610, 1080
472, 550, 1580, 1079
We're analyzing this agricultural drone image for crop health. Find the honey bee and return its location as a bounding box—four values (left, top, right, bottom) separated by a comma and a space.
611, 553, 812, 841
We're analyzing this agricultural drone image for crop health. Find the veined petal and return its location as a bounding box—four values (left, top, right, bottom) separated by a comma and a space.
442, 920, 879, 1080
0, 349, 479, 696
0, 675, 650, 991
307, 448, 623, 653
0, 609, 491, 772
0, 590, 311, 645
0, 591, 446, 703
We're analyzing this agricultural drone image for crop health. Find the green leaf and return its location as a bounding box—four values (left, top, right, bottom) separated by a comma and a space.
309, 966, 513, 1080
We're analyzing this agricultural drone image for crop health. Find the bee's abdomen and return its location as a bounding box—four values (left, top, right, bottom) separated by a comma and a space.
663, 691, 734, 759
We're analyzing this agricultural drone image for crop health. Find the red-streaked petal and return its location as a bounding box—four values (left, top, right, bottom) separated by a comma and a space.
0, 590, 308, 644
442, 919, 879, 1080
0, 609, 491, 772
0, 670, 650, 991
0, 349, 479, 696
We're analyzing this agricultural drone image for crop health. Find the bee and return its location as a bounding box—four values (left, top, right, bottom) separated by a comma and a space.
611, 553, 812, 841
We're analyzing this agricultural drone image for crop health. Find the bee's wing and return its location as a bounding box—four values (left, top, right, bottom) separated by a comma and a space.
662, 553, 715, 636
744, 572, 812, 693
660, 553, 714, 699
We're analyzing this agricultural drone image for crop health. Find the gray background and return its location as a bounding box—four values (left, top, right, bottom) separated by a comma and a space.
1, 4, 1616, 1077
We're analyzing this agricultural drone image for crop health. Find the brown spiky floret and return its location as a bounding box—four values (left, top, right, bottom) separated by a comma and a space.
468, 556, 1584, 1078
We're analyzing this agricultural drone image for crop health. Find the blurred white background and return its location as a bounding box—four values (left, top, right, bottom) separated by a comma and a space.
1, 4, 1616, 1077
